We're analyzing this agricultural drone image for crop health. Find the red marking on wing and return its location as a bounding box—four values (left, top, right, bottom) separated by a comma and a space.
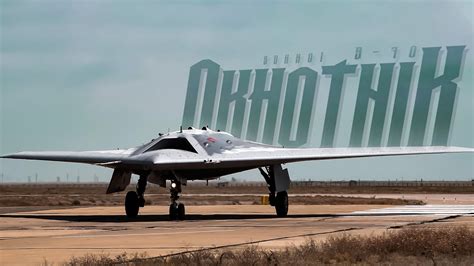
207, 137, 217, 143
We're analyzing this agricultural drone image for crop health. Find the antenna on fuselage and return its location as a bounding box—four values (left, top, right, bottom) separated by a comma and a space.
180, 125, 183, 133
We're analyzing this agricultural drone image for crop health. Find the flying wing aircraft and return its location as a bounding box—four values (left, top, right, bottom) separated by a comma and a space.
2, 127, 473, 220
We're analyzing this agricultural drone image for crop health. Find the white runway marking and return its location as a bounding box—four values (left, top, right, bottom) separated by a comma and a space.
351, 205, 474, 215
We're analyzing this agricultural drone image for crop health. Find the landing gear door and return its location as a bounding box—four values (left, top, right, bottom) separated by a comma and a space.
106, 168, 132, 194
273, 164, 291, 192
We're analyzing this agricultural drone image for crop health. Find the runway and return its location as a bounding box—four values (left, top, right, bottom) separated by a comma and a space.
1, 204, 473, 265
352, 205, 474, 215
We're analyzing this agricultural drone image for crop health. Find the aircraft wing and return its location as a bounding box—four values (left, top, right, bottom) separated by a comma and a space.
222, 146, 474, 163
0, 150, 131, 166
152, 146, 474, 169
2, 146, 473, 170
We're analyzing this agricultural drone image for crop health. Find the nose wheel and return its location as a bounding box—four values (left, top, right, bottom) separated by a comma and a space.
169, 202, 185, 220
169, 180, 185, 220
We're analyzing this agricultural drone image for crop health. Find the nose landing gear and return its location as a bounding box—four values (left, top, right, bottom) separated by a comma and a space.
169, 180, 185, 220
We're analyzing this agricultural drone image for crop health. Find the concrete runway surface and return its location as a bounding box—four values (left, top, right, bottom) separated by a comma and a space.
0, 204, 473, 265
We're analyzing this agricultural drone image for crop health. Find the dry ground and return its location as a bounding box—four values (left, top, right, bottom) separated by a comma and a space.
2, 182, 472, 195
1, 204, 472, 265
61, 226, 474, 265
0, 183, 434, 207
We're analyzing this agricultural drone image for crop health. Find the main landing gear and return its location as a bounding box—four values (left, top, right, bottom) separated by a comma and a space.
125, 174, 147, 218
259, 166, 289, 217
169, 180, 185, 220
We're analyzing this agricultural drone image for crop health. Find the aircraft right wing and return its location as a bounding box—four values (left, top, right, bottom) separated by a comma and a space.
0, 150, 131, 166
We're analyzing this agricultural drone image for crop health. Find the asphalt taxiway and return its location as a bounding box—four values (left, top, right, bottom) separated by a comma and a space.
1, 203, 473, 265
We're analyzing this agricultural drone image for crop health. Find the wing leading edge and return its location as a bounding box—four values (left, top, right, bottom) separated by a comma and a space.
2, 146, 473, 170
0, 150, 130, 165
151, 146, 474, 169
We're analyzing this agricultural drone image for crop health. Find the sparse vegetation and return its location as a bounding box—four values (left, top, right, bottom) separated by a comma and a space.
2, 182, 473, 197
289, 195, 424, 205
64, 252, 148, 266
62, 226, 474, 265
0, 194, 423, 207
0, 184, 428, 207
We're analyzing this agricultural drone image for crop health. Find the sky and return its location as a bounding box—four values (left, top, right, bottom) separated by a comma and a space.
1, 0, 473, 183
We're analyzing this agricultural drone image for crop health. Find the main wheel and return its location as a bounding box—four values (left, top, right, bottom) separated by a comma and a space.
275, 191, 288, 217
125, 191, 140, 218
177, 203, 185, 220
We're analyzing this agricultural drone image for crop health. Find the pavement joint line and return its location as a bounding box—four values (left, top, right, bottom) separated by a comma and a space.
388, 214, 464, 229
131, 209, 474, 262
135, 227, 361, 262
0, 247, 208, 250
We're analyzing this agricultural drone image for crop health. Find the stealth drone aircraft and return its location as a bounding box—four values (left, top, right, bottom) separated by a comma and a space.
2, 127, 473, 220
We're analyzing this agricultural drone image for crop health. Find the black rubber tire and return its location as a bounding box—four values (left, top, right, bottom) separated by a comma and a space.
169, 203, 177, 220
125, 191, 140, 218
177, 203, 185, 220
275, 191, 288, 217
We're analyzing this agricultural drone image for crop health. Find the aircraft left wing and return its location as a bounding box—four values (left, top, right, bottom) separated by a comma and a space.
224, 145, 474, 163
151, 146, 474, 169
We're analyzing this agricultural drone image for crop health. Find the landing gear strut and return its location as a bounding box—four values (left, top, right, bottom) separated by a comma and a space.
137, 175, 147, 207
125, 174, 148, 218
169, 180, 185, 220
259, 166, 288, 217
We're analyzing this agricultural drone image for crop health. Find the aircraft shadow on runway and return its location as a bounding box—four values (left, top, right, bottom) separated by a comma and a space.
0, 213, 337, 222
0, 212, 437, 223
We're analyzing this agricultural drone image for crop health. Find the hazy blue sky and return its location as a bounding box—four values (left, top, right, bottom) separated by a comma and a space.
1, 0, 472, 183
